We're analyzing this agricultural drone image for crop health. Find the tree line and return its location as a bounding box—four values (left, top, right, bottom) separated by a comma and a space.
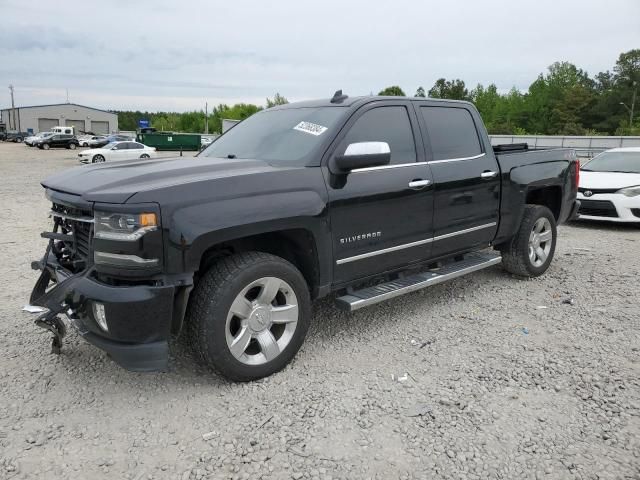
117, 49, 639, 136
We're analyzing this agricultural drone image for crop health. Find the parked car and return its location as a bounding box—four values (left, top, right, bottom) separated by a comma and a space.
25, 132, 54, 146
88, 134, 131, 149
577, 147, 640, 223
86, 135, 108, 148
36, 134, 79, 150
28, 93, 579, 381
6, 131, 29, 142
76, 135, 93, 147
77, 141, 157, 163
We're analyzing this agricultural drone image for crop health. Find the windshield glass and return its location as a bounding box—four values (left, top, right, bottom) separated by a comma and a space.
582, 151, 640, 173
201, 107, 346, 163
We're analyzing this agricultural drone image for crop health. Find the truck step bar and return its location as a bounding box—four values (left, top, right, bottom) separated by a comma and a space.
335, 251, 502, 312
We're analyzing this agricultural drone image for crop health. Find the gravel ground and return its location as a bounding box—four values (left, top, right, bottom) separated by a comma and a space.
0, 142, 638, 480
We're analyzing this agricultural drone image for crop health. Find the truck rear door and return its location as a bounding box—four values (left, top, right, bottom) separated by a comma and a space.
416, 103, 500, 258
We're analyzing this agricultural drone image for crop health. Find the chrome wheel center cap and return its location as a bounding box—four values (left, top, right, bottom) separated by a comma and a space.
248, 306, 271, 332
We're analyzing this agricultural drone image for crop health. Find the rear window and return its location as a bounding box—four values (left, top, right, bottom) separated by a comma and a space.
420, 106, 482, 160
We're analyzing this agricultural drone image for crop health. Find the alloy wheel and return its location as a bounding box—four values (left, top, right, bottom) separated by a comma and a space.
225, 277, 299, 366
528, 217, 553, 267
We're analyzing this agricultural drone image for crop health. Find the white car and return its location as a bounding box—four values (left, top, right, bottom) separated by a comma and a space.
78, 141, 157, 164
25, 132, 54, 146
76, 135, 93, 147
577, 147, 640, 223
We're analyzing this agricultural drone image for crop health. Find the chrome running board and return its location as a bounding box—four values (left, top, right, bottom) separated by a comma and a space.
335, 251, 502, 312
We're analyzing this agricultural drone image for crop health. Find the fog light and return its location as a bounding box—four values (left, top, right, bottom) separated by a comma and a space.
92, 302, 108, 332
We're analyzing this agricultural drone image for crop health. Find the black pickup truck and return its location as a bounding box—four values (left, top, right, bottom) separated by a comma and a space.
29, 92, 580, 381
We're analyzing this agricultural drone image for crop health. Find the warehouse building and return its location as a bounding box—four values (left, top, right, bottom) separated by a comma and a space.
0, 103, 118, 135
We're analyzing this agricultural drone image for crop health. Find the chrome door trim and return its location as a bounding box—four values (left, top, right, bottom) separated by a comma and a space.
336, 237, 433, 265
335, 222, 497, 265
431, 222, 497, 242
352, 161, 429, 173
428, 153, 486, 164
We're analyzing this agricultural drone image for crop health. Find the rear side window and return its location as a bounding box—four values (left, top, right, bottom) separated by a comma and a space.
420, 107, 482, 160
130, 142, 143, 149
340, 106, 416, 165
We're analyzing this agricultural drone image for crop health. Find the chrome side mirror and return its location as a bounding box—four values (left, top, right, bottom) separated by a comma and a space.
331, 142, 391, 173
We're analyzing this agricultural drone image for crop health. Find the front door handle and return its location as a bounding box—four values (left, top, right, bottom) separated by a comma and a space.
408, 179, 432, 189
480, 171, 498, 179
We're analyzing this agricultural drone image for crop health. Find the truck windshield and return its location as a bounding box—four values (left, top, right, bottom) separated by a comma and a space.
581, 151, 640, 173
201, 107, 345, 163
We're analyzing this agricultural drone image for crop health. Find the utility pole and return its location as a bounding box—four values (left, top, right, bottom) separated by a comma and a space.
205, 102, 209, 134
9, 84, 15, 131
620, 81, 637, 129
66, 88, 70, 103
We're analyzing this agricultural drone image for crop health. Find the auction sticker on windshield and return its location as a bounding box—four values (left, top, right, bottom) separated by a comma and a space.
293, 121, 328, 136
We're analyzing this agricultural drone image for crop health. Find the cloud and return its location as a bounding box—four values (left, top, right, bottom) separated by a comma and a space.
1, 0, 639, 111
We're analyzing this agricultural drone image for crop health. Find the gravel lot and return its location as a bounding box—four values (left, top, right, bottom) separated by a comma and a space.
0, 142, 638, 480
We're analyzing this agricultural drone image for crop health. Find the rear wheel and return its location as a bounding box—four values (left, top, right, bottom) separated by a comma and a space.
501, 204, 557, 277
185, 252, 311, 381
140, 154, 150, 159
92, 154, 105, 163
69, 143, 77, 150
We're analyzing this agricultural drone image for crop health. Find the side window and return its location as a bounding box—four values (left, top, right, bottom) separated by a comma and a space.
420, 107, 482, 160
130, 142, 143, 149
340, 106, 416, 165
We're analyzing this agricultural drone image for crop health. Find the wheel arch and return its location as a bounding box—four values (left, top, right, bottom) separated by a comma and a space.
194, 227, 326, 300
525, 185, 562, 220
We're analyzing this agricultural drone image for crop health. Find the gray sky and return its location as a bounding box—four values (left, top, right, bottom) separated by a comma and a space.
1, 0, 639, 112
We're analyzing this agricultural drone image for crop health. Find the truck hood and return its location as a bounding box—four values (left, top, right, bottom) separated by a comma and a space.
579, 171, 640, 190
42, 156, 280, 204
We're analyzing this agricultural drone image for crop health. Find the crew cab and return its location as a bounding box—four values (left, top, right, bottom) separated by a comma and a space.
28, 92, 580, 381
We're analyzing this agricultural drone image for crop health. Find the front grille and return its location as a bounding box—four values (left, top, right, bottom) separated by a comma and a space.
49, 203, 94, 272
578, 200, 618, 218
579, 187, 619, 195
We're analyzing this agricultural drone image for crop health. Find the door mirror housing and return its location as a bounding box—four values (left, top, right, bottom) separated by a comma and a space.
331, 142, 391, 173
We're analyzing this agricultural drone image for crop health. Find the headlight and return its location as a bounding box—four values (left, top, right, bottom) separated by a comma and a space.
94, 211, 158, 241
618, 185, 640, 197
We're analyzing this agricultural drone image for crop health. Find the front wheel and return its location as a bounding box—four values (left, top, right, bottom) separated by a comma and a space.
69, 143, 77, 150
42, 143, 50, 150
140, 154, 150, 159
500, 204, 557, 277
185, 252, 311, 381
92, 154, 105, 163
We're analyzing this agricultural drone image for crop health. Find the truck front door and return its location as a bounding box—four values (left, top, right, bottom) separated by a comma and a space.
325, 102, 435, 285
417, 104, 500, 258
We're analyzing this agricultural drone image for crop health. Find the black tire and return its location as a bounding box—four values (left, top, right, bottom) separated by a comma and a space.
501, 204, 557, 277
16, 137, 23, 143
42, 143, 50, 150
185, 252, 311, 381
140, 154, 150, 159
92, 154, 105, 163
69, 143, 77, 150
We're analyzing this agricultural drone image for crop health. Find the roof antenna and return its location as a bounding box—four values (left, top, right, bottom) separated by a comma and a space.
331, 89, 348, 104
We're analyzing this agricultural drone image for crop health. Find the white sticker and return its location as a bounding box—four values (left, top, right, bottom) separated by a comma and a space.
293, 121, 328, 136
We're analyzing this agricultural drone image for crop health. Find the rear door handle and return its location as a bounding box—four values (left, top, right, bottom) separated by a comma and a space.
480, 171, 498, 179
408, 179, 432, 189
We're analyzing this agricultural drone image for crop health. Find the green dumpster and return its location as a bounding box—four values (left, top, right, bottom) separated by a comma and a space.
136, 132, 201, 151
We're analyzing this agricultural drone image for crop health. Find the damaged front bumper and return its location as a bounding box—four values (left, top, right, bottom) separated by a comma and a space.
30, 253, 176, 372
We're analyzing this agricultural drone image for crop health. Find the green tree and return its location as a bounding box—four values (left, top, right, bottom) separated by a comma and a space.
428, 78, 469, 100
378, 86, 406, 96
266, 93, 288, 108
414, 86, 426, 97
